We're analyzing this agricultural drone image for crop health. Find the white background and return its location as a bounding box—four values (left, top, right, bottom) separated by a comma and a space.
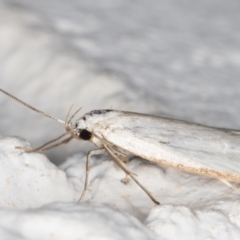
0, 1, 240, 239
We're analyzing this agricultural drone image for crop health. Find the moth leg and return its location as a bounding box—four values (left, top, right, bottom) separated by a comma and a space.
103, 144, 160, 205
121, 156, 130, 184
16, 135, 73, 152
220, 179, 240, 194
121, 174, 130, 185
123, 156, 130, 164
78, 148, 106, 202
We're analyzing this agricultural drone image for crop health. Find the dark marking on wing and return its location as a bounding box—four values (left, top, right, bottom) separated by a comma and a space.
89, 109, 113, 116
158, 140, 169, 144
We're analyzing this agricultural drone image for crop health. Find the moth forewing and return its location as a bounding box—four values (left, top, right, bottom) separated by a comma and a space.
78, 110, 240, 184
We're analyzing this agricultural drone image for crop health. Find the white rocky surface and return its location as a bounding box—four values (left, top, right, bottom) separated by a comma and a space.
1, 137, 240, 239
0, 201, 158, 240
0, 137, 77, 209
0, 0, 240, 239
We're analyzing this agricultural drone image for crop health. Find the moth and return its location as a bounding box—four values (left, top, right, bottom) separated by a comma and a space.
1, 88, 240, 204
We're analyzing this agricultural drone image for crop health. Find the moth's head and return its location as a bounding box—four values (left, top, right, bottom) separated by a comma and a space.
66, 118, 92, 141
65, 109, 114, 142
75, 128, 92, 141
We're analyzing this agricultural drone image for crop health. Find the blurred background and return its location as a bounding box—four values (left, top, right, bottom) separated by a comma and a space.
0, 0, 240, 164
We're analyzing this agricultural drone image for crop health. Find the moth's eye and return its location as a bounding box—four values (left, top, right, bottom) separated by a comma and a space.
74, 122, 78, 128
79, 129, 92, 141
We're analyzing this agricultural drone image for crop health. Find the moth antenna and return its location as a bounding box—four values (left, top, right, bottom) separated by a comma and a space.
0, 88, 65, 124
68, 107, 82, 124
64, 104, 82, 133
65, 104, 74, 131
66, 104, 74, 124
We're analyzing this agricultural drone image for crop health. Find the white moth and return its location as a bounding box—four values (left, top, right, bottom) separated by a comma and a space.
1, 88, 240, 204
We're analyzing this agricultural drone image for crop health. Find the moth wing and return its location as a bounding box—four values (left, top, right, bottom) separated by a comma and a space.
93, 111, 240, 181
